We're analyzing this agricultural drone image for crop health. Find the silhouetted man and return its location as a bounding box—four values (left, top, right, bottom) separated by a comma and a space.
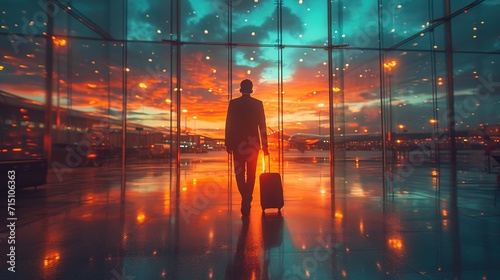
225, 79, 269, 216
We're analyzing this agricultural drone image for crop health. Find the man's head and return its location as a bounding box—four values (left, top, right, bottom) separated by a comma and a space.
240, 79, 253, 95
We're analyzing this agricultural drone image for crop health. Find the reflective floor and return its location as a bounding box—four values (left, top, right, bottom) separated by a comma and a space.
1, 150, 500, 279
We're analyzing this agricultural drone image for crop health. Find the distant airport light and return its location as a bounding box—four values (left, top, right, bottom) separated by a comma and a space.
383, 60, 397, 69
52, 37, 66, 46
388, 238, 403, 250
136, 213, 146, 222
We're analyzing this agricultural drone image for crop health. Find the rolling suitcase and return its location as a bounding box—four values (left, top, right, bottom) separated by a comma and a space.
259, 156, 284, 211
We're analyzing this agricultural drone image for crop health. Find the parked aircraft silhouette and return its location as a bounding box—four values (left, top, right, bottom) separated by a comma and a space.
288, 133, 330, 152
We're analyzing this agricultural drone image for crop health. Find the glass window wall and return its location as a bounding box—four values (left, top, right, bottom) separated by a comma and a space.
1, 0, 499, 194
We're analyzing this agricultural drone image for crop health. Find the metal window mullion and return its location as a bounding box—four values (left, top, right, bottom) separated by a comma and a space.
378, 0, 389, 197
120, 0, 128, 202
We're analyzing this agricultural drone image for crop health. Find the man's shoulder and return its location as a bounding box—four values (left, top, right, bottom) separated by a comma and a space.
231, 95, 262, 104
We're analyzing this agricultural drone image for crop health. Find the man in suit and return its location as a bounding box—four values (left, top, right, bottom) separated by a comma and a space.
225, 79, 269, 216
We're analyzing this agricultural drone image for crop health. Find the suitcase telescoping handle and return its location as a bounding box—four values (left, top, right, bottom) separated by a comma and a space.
265, 154, 271, 173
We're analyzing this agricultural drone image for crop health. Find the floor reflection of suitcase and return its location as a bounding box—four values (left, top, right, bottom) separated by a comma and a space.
259, 156, 284, 211
262, 212, 284, 249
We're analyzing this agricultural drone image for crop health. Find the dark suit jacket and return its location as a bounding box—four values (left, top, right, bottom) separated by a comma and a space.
225, 94, 268, 153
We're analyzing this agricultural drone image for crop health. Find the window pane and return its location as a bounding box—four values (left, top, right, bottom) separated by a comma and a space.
451, 1, 499, 53
180, 0, 229, 43
282, 1, 327, 47
127, 0, 172, 41
230, 1, 278, 45
181, 44, 229, 134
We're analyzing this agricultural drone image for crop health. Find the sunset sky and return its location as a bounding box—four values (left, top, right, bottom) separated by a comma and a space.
1, 0, 499, 139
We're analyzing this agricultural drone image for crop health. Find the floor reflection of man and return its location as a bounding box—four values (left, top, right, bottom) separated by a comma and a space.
225, 217, 262, 280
